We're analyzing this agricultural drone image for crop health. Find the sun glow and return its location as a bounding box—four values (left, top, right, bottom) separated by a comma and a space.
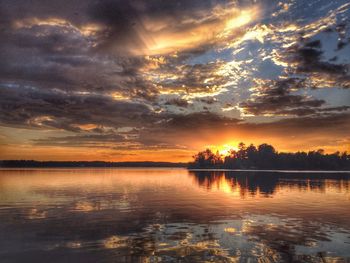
225, 10, 253, 31
217, 143, 239, 155
204, 142, 239, 156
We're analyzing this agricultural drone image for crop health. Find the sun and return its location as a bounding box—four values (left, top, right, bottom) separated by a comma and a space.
216, 142, 239, 155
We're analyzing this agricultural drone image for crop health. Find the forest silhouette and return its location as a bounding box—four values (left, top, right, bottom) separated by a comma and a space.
189, 143, 350, 170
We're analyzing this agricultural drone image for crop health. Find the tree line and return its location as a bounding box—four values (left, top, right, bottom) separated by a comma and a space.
189, 143, 350, 170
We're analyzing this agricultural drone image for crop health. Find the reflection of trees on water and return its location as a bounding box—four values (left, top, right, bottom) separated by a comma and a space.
190, 171, 350, 197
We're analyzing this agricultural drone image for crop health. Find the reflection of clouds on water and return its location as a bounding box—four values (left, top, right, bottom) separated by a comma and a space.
27, 208, 48, 220
65, 241, 82, 249
74, 201, 98, 212
73, 195, 132, 213
103, 235, 127, 249
48, 215, 349, 262
0, 169, 350, 262
241, 215, 350, 262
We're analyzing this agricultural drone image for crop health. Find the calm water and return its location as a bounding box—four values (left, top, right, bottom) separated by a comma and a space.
0, 169, 350, 263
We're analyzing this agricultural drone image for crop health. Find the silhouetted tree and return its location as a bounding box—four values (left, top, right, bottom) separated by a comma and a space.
192, 149, 223, 168
189, 142, 350, 170
246, 144, 258, 167
256, 144, 276, 168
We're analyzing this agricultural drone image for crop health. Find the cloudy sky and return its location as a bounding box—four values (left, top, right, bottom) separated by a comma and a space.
0, 0, 350, 161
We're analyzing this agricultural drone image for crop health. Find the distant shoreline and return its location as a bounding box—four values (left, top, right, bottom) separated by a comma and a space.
1, 160, 350, 173
0, 160, 188, 168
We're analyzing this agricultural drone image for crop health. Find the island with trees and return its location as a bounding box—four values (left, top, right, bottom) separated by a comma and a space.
189, 143, 350, 170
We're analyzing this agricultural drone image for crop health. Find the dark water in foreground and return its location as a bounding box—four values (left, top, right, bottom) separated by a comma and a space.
0, 169, 350, 263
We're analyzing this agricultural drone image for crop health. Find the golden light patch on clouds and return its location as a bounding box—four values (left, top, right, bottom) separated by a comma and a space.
143, 55, 167, 70
307, 73, 350, 89
79, 23, 104, 37
27, 115, 54, 126
222, 9, 255, 37
142, 26, 210, 55
147, 73, 228, 99
224, 227, 237, 233
13, 17, 69, 29
216, 59, 252, 88
301, 13, 336, 39
182, 88, 228, 100
235, 105, 255, 117
228, 22, 299, 51
112, 92, 131, 100
272, 2, 292, 17
12, 17, 103, 37
142, 58, 232, 100
221, 106, 237, 112
71, 123, 99, 131
135, 5, 261, 55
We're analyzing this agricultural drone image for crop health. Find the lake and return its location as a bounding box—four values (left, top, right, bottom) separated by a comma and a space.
0, 168, 349, 262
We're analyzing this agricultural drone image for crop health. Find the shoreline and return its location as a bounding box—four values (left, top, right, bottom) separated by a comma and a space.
1, 167, 350, 173
188, 168, 350, 173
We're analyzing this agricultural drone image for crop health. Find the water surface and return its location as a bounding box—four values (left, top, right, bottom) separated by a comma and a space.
0, 168, 349, 262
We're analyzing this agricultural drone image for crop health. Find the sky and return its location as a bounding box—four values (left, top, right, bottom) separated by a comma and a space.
0, 0, 350, 162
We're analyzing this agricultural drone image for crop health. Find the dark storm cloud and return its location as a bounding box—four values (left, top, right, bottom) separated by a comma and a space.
0, 27, 90, 87
0, 1, 95, 30
0, 0, 165, 99
0, 84, 157, 130
87, 0, 144, 53
0, 20, 158, 96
